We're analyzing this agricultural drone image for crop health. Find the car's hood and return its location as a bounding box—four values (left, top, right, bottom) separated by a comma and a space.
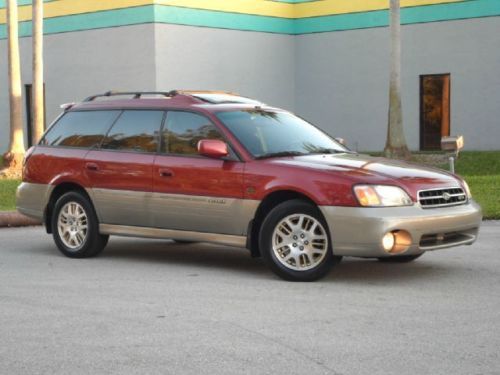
271, 153, 461, 188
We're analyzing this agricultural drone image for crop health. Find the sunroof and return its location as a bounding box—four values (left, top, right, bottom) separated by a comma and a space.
191, 93, 263, 105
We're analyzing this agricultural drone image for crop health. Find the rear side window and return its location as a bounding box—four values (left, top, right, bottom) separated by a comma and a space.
40, 111, 120, 148
162, 111, 224, 155
101, 110, 164, 153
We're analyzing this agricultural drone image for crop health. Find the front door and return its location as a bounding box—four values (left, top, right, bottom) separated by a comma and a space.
420, 74, 450, 150
152, 110, 246, 235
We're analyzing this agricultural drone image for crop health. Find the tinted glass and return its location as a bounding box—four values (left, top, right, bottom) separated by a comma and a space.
216, 110, 347, 158
101, 110, 164, 153
163, 111, 224, 155
41, 110, 120, 148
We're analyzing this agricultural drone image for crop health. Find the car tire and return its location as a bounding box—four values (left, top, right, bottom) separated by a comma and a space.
51, 191, 109, 258
378, 253, 424, 263
259, 199, 341, 281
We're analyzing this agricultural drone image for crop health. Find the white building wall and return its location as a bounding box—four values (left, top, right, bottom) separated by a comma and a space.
1, 17, 499, 152
153, 23, 295, 112
295, 17, 500, 151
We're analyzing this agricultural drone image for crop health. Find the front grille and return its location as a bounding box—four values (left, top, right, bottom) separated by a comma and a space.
418, 187, 467, 208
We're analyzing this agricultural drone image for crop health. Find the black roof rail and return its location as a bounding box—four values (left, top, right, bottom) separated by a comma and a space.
83, 90, 180, 102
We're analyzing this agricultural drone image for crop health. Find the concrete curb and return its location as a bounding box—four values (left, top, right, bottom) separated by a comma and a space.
0, 211, 42, 228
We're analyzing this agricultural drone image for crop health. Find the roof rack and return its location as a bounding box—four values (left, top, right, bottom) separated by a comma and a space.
81, 90, 262, 106
83, 90, 180, 102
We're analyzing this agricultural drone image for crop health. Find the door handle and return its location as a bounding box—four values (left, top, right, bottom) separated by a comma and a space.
85, 162, 99, 171
159, 168, 174, 177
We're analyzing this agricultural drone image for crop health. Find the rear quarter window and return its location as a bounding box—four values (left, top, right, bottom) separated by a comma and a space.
40, 110, 120, 148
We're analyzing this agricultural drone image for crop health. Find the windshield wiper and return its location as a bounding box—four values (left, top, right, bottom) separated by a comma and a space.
255, 151, 307, 160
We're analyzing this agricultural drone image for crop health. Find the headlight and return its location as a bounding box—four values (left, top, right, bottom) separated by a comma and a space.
462, 180, 472, 198
353, 185, 413, 207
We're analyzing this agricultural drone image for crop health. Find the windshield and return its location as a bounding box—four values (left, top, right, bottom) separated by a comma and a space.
216, 109, 349, 159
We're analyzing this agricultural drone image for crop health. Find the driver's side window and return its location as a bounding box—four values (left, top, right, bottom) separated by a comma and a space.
161, 111, 224, 155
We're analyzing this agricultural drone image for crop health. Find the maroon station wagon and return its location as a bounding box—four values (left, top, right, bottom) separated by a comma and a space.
17, 91, 482, 281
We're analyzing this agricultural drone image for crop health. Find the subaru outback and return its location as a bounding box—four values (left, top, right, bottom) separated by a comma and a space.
17, 90, 482, 281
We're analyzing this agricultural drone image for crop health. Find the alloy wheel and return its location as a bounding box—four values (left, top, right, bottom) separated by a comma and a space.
272, 213, 329, 271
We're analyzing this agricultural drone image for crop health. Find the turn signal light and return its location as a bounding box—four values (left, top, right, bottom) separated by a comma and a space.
353, 186, 381, 206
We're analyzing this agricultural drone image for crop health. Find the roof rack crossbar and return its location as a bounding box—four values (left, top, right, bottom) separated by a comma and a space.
83, 90, 179, 102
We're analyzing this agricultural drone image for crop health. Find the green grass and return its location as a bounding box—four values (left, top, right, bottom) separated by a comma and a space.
0, 156, 20, 211
464, 175, 500, 219
449, 151, 500, 176
452, 151, 500, 219
0, 179, 20, 211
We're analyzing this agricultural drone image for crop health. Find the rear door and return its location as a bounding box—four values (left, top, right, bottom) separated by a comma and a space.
31, 110, 121, 215
152, 110, 246, 235
85, 110, 165, 227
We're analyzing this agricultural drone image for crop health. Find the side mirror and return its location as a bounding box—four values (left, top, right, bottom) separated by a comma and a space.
197, 139, 229, 159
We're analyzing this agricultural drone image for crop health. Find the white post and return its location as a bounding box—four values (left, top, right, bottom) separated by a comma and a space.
449, 156, 455, 174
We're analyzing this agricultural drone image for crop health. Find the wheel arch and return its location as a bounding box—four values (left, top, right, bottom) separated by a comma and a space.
247, 189, 320, 258
44, 182, 91, 234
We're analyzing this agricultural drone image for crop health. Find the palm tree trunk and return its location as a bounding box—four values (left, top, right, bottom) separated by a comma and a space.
32, 0, 45, 145
2, 0, 25, 177
384, 0, 410, 159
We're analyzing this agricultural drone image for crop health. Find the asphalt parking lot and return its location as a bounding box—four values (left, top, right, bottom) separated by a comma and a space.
1, 223, 499, 375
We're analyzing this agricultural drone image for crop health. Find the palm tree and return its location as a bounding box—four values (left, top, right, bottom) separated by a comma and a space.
384, 0, 411, 159
1, 0, 25, 177
32, 0, 44, 145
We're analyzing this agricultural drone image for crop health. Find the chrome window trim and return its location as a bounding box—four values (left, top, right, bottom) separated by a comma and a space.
37, 109, 242, 161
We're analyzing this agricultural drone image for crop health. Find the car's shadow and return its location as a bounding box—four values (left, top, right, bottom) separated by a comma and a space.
90, 237, 465, 283
100, 238, 271, 277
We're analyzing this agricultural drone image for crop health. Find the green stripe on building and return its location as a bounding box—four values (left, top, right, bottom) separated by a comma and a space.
154, 6, 294, 34
0, 5, 294, 38
295, 0, 500, 33
0, 5, 156, 38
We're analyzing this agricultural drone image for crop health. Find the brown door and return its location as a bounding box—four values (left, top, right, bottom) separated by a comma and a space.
420, 74, 450, 150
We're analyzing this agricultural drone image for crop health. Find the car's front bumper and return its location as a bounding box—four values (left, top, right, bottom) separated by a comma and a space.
319, 201, 482, 257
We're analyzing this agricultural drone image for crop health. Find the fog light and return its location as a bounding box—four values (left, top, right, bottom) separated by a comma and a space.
382, 232, 396, 252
